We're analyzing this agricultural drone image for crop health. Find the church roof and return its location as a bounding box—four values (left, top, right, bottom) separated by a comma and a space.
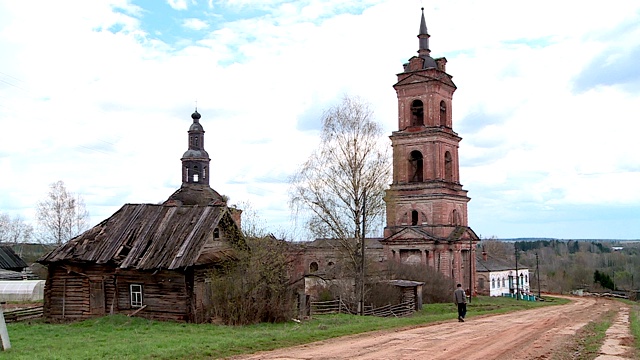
302, 238, 383, 249
165, 183, 226, 206
38, 203, 242, 270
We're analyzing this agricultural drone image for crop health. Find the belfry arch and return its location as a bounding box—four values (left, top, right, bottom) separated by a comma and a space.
410, 100, 424, 126
409, 150, 423, 182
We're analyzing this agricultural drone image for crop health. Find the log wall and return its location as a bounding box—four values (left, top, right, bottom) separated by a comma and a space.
43, 263, 208, 322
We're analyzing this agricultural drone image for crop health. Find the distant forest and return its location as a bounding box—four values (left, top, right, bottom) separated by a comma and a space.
481, 239, 640, 295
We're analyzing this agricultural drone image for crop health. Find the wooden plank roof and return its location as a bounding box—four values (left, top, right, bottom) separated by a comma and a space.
0, 246, 28, 271
38, 203, 235, 270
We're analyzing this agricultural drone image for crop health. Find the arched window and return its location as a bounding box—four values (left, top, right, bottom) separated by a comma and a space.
410, 100, 424, 126
479, 278, 485, 289
193, 165, 199, 182
452, 209, 460, 225
409, 150, 423, 182
502, 278, 506, 288
439, 100, 447, 126
309, 262, 319, 273
444, 151, 453, 182
492, 278, 495, 289
411, 210, 419, 226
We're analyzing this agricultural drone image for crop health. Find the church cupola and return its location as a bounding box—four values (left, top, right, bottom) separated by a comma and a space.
181, 109, 210, 185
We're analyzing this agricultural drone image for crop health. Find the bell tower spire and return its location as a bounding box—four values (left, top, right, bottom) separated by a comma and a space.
418, 7, 430, 58
165, 108, 226, 206
181, 109, 210, 185
382, 8, 479, 291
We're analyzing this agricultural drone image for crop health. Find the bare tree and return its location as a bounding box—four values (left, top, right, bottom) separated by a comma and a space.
36, 180, 90, 244
289, 95, 391, 278
0, 213, 33, 244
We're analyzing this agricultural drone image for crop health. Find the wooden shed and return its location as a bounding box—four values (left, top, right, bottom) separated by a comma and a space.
38, 202, 245, 323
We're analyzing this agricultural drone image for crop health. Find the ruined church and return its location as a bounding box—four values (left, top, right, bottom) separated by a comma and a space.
300, 9, 480, 294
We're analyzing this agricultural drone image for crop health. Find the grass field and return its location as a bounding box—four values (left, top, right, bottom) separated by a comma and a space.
2, 296, 566, 360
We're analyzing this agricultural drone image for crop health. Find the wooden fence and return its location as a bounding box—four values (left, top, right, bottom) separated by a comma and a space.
2, 306, 43, 323
310, 299, 415, 318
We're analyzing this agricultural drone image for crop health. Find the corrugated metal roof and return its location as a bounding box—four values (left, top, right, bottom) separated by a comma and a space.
0, 246, 28, 270
38, 203, 237, 270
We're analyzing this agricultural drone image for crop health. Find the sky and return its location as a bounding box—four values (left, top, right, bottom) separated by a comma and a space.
1, 0, 639, 241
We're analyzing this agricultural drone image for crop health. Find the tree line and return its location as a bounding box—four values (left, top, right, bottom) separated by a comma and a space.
0, 180, 90, 245
482, 239, 640, 294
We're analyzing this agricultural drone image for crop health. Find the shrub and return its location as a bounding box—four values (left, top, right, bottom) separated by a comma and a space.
382, 262, 456, 303
208, 236, 297, 325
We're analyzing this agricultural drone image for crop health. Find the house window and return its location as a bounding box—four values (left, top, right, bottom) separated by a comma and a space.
479, 278, 485, 289
502, 278, 506, 288
491, 279, 495, 289
130, 284, 143, 308
213, 228, 220, 239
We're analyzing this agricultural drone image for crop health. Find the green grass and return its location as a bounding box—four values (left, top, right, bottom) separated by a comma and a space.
2, 296, 567, 360
556, 310, 615, 360
623, 300, 640, 354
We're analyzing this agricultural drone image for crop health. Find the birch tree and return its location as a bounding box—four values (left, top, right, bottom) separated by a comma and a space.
289, 95, 391, 277
36, 180, 90, 244
0, 213, 33, 244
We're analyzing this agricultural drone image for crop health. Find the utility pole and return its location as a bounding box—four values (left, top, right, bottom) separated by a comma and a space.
359, 189, 366, 316
469, 236, 473, 304
515, 243, 519, 300
536, 252, 541, 299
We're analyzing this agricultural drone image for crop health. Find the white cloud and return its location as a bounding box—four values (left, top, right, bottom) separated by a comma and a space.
0, 0, 639, 240
183, 18, 209, 30
167, 0, 189, 11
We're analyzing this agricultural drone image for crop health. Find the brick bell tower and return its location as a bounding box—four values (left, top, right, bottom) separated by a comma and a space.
381, 8, 479, 292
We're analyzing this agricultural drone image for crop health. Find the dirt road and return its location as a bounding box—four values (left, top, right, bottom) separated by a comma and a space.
234, 297, 632, 360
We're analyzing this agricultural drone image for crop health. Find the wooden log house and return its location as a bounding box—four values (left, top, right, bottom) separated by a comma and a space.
38, 110, 246, 323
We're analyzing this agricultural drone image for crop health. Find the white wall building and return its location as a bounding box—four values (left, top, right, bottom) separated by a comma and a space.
476, 252, 530, 297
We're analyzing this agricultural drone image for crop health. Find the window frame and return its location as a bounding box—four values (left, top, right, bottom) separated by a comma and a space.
130, 284, 143, 308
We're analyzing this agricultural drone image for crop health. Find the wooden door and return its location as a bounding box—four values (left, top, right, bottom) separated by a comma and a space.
89, 280, 105, 315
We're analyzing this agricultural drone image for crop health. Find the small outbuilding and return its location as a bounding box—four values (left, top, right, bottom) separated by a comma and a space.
0, 246, 28, 272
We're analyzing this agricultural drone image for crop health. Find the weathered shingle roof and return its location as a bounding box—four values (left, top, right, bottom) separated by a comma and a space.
0, 246, 28, 271
38, 203, 237, 270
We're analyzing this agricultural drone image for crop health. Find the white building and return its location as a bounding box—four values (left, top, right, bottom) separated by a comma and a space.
476, 252, 530, 297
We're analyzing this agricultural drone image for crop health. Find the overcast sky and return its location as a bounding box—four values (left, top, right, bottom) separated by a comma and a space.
1, 0, 639, 241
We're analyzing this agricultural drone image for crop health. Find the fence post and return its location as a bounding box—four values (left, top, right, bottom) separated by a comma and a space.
0, 303, 11, 351
338, 296, 342, 314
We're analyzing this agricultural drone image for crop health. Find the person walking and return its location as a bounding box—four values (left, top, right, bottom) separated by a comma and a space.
454, 283, 467, 322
